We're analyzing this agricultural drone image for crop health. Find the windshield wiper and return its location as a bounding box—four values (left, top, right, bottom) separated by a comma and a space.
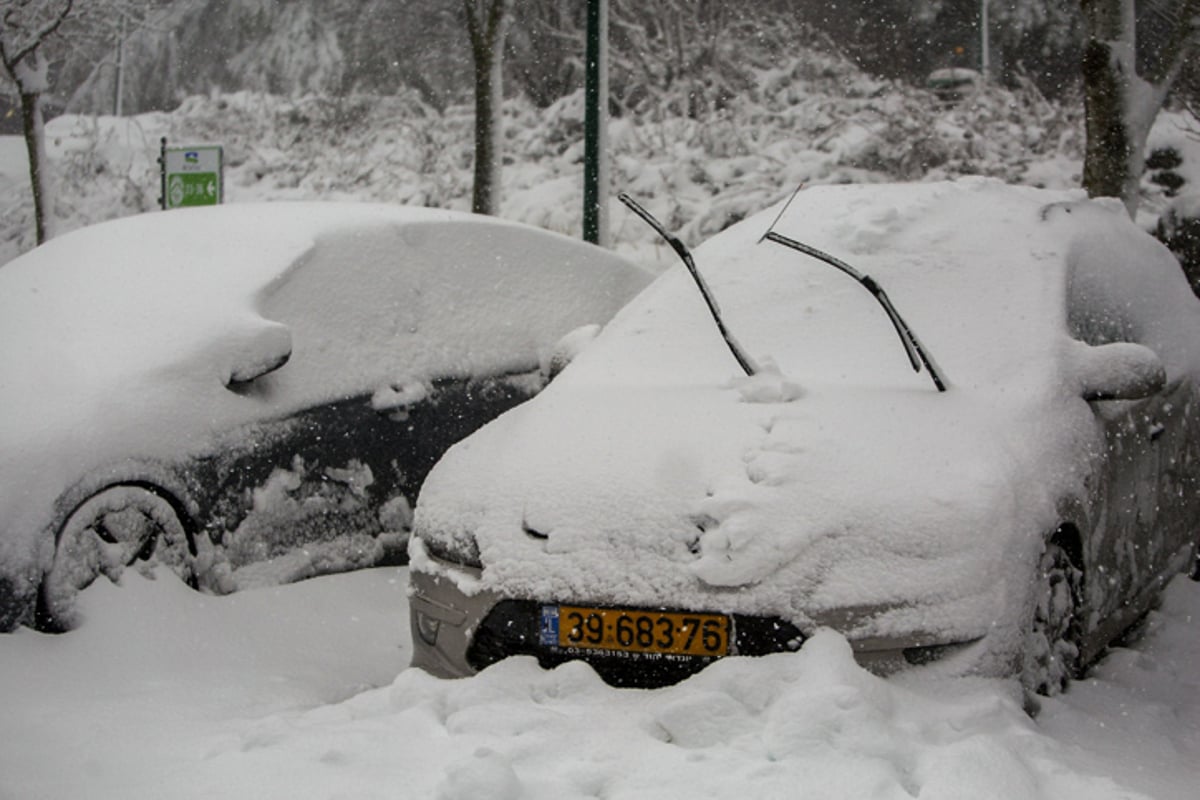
759, 189, 948, 392
619, 192, 759, 377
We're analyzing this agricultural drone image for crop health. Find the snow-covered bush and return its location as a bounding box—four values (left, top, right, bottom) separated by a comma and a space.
2, 45, 1093, 268
1157, 194, 1200, 296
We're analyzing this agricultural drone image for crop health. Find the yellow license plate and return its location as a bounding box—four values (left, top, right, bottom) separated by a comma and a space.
542, 605, 730, 657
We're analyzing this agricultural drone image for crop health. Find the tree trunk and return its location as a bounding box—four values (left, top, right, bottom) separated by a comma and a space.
18, 89, 50, 245
1080, 38, 1136, 209
0, 0, 75, 247
1079, 0, 1141, 216
465, 0, 510, 216
1079, 0, 1199, 218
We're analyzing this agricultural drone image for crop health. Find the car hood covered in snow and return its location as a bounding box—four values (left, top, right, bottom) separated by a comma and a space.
413, 178, 1200, 657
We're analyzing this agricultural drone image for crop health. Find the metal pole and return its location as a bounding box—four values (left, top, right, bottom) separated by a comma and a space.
114, 15, 126, 116
980, 0, 990, 81
158, 137, 166, 210
583, 0, 609, 246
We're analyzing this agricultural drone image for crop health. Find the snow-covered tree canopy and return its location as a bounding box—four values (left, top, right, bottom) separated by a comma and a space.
57, 0, 1096, 117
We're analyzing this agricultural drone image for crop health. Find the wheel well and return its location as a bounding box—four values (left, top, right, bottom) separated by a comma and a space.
1049, 522, 1085, 574
58, 481, 200, 556
38, 482, 201, 633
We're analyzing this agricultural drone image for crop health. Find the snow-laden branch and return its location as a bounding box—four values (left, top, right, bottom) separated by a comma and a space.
0, 0, 75, 74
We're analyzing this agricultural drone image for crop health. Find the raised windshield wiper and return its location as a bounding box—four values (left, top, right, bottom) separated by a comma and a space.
758, 188, 948, 392
618, 192, 759, 377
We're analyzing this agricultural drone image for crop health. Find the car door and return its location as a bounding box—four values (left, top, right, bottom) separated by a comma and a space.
184, 214, 648, 588
190, 373, 538, 586
185, 222, 549, 585
1067, 242, 1200, 627
1090, 393, 1167, 607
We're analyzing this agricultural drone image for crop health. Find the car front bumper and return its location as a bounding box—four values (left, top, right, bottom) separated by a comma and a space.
409, 548, 985, 685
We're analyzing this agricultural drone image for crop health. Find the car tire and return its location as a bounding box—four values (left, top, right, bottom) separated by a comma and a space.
38, 485, 197, 630
1021, 542, 1084, 698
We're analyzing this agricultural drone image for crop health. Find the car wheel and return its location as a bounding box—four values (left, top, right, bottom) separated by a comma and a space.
1021, 542, 1084, 698
38, 485, 197, 630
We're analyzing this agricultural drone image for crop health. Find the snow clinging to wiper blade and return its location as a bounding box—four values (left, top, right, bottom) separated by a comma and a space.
759, 187, 949, 393
618, 192, 759, 377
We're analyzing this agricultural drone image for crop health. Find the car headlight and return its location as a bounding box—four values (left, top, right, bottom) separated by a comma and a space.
413, 527, 482, 568
902, 641, 973, 666
414, 610, 442, 646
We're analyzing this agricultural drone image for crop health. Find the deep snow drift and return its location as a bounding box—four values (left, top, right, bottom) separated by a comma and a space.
0, 567, 1197, 799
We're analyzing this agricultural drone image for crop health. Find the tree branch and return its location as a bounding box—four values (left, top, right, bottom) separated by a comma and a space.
1144, 0, 1200, 87
1, 0, 75, 69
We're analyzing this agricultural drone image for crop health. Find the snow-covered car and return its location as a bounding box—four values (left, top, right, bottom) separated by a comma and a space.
926, 67, 981, 102
0, 203, 650, 631
408, 179, 1200, 697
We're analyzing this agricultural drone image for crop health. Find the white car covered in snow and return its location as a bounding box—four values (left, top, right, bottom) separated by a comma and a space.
0, 203, 649, 631
408, 178, 1200, 697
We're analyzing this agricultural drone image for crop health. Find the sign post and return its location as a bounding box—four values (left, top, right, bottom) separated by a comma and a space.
582, 0, 609, 246
159, 138, 224, 209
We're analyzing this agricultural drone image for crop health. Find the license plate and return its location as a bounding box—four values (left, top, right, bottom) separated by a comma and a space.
540, 604, 730, 658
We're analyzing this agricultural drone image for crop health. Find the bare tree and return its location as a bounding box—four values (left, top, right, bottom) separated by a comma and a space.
1, 0, 153, 246
1, 0, 74, 245
1079, 0, 1200, 216
464, 0, 510, 216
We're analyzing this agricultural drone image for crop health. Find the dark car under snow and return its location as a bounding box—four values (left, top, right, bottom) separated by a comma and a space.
0, 202, 650, 631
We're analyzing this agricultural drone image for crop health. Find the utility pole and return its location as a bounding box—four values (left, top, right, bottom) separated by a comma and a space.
583, 0, 609, 246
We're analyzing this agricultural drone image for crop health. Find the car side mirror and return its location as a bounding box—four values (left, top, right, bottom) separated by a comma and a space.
1072, 340, 1166, 402
541, 323, 601, 381
223, 320, 293, 387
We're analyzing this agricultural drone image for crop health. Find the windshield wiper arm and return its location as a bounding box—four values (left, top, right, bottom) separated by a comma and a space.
759, 192, 947, 392
619, 192, 759, 377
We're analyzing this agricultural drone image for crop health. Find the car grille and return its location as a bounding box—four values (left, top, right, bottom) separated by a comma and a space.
466, 599, 806, 688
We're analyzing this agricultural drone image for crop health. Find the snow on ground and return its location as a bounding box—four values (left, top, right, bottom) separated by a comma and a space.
0, 568, 1197, 799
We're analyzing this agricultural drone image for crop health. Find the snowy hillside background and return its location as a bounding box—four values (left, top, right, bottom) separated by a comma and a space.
5, 0, 1200, 270
0, 48, 1089, 266
7, 45, 1200, 272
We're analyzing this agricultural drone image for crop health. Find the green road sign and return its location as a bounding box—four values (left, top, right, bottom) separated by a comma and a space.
162, 144, 223, 209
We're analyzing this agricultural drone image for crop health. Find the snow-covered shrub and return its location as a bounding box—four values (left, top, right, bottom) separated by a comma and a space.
1157, 194, 1200, 297
0, 43, 1098, 267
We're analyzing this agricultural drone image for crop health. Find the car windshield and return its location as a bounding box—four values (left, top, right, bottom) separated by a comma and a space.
622, 190, 948, 392
618, 193, 759, 377
758, 185, 947, 391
